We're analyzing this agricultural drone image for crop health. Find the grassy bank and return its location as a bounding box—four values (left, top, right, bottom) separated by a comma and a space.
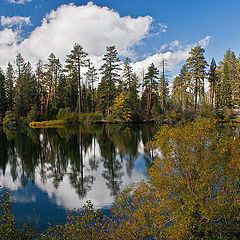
29, 120, 65, 128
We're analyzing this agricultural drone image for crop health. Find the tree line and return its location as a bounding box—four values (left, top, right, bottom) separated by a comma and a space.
0, 44, 240, 123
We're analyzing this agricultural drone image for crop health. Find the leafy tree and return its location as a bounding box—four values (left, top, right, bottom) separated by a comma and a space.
113, 118, 240, 239
99, 46, 121, 115
109, 93, 131, 122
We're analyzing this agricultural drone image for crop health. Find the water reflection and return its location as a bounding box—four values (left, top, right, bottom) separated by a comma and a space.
0, 124, 157, 210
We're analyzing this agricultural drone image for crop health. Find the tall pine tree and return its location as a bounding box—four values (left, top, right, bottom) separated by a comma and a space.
98, 46, 120, 115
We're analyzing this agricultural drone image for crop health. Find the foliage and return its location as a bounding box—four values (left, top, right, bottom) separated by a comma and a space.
113, 117, 240, 239
0, 68, 7, 120
2, 110, 16, 127
1, 119, 240, 239
26, 105, 40, 123
29, 120, 65, 128
39, 201, 110, 240
186, 46, 207, 110
56, 108, 79, 125
107, 93, 132, 122
0, 192, 35, 240
79, 112, 103, 123
98, 46, 120, 115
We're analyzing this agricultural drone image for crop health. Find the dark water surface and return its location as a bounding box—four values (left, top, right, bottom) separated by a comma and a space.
0, 124, 157, 230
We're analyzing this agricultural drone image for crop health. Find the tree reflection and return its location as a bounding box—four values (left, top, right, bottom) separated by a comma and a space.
0, 124, 155, 200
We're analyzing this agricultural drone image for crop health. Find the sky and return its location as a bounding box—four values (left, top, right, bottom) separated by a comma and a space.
1, 0, 240, 80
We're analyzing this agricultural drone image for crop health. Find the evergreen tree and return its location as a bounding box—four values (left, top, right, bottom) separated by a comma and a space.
208, 58, 217, 108
127, 73, 140, 120
0, 68, 7, 120
122, 57, 133, 93
216, 49, 236, 111
14, 54, 25, 118
85, 61, 98, 112
55, 73, 68, 109
5, 62, 15, 111
35, 60, 47, 115
45, 53, 62, 114
144, 63, 159, 118
99, 46, 121, 115
66, 43, 88, 116
121, 58, 140, 119
172, 64, 192, 112
159, 57, 169, 113
186, 46, 207, 110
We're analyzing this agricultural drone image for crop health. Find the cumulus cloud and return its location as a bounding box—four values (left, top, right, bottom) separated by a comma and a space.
0, 2, 211, 78
1, 16, 31, 28
18, 2, 153, 63
132, 49, 190, 77
8, 0, 32, 4
198, 35, 211, 48
132, 36, 211, 78
0, 28, 20, 45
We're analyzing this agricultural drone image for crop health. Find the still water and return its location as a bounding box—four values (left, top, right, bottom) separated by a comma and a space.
0, 124, 157, 230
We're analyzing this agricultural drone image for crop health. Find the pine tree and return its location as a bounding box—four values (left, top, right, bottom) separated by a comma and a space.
0, 68, 7, 120
5, 62, 15, 111
45, 53, 62, 113
66, 44, 88, 116
14, 53, 25, 118
122, 57, 133, 93
144, 63, 159, 118
159, 57, 169, 113
172, 64, 192, 111
186, 46, 207, 110
216, 49, 236, 111
85, 61, 98, 112
208, 58, 217, 108
99, 46, 121, 115
35, 60, 47, 115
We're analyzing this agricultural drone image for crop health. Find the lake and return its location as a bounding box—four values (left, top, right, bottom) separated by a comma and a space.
0, 124, 157, 230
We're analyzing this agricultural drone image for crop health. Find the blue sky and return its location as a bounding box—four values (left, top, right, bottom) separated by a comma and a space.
1, 0, 240, 78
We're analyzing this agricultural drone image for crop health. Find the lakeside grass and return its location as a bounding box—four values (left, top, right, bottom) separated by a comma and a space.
29, 120, 65, 128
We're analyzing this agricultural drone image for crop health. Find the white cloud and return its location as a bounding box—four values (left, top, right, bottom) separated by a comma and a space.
8, 0, 32, 4
1, 16, 31, 28
158, 23, 167, 33
198, 35, 211, 48
0, 28, 20, 45
0, 2, 211, 80
132, 49, 190, 77
132, 36, 211, 79
17, 2, 152, 63
169, 40, 183, 50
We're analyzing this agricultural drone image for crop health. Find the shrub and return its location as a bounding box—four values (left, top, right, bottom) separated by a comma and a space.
0, 192, 35, 240
26, 105, 40, 123
56, 108, 71, 121
2, 111, 16, 127
56, 108, 79, 125
79, 112, 103, 123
